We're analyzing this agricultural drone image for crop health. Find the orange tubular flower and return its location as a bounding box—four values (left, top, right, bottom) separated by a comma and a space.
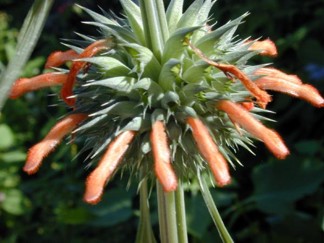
24, 113, 88, 175
84, 130, 136, 205
216, 100, 289, 159
187, 117, 231, 186
255, 69, 324, 107
45, 49, 79, 69
61, 39, 114, 106
186, 40, 272, 108
9, 73, 68, 99
255, 67, 302, 84
247, 39, 278, 57
150, 120, 178, 192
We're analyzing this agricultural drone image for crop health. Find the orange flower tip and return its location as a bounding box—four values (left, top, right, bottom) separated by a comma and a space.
264, 130, 290, 160
255, 68, 303, 85
9, 78, 26, 99
302, 84, 324, 108
83, 191, 103, 205
83, 177, 104, 205
240, 102, 254, 111
272, 146, 290, 160
248, 39, 278, 57
162, 181, 178, 192
23, 146, 45, 174
23, 160, 41, 175
158, 173, 178, 192
213, 166, 232, 187
216, 176, 232, 187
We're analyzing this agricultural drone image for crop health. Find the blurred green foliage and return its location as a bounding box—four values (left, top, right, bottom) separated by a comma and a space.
0, 0, 323, 242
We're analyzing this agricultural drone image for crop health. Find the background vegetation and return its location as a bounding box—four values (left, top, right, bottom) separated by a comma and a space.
0, 0, 323, 242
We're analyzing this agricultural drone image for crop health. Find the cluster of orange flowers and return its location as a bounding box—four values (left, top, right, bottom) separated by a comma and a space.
9, 38, 324, 204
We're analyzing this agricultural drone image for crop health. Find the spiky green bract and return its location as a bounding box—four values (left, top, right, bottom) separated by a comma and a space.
70, 1, 263, 183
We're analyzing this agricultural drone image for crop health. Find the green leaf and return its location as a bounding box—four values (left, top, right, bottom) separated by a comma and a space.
294, 140, 322, 156
74, 114, 107, 132
162, 26, 201, 63
122, 117, 144, 131
84, 21, 136, 43
0, 124, 14, 150
182, 60, 209, 83
120, 0, 146, 46
55, 206, 91, 225
2, 189, 29, 215
176, 0, 204, 29
191, 0, 216, 43
166, 0, 184, 33
161, 91, 180, 109
196, 13, 249, 54
0, 170, 20, 188
80, 56, 131, 77
88, 187, 134, 227
85, 76, 135, 93
251, 157, 324, 214
134, 78, 164, 106
123, 43, 161, 80
1, 150, 26, 163
0, 0, 53, 111
77, 4, 117, 25
90, 101, 142, 118
158, 58, 180, 91
180, 83, 207, 105
187, 192, 213, 238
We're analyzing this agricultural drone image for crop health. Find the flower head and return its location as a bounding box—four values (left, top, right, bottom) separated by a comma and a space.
9, 1, 324, 205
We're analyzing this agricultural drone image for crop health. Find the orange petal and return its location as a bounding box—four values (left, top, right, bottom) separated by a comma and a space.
255, 68, 303, 84
83, 130, 136, 205
24, 113, 88, 174
9, 73, 68, 99
61, 39, 115, 106
45, 49, 79, 69
187, 117, 231, 186
240, 101, 254, 111
247, 39, 278, 57
150, 120, 178, 192
216, 100, 289, 159
255, 76, 324, 107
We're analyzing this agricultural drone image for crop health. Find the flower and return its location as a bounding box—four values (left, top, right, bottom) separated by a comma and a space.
9, 1, 324, 205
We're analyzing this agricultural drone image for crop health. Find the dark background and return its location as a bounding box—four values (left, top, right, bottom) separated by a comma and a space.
0, 0, 323, 242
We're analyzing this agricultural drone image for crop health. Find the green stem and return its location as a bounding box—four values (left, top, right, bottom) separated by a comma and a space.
139, 0, 167, 60
0, 0, 53, 111
175, 181, 188, 243
157, 181, 178, 243
198, 172, 234, 243
136, 177, 156, 243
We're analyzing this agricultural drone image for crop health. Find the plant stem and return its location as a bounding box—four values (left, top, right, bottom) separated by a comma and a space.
175, 181, 188, 243
198, 172, 234, 243
157, 181, 178, 243
136, 177, 156, 243
0, 0, 53, 111
139, 0, 167, 60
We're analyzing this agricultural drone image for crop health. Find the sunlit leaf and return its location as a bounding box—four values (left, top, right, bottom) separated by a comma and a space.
0, 124, 14, 149
2, 189, 29, 215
